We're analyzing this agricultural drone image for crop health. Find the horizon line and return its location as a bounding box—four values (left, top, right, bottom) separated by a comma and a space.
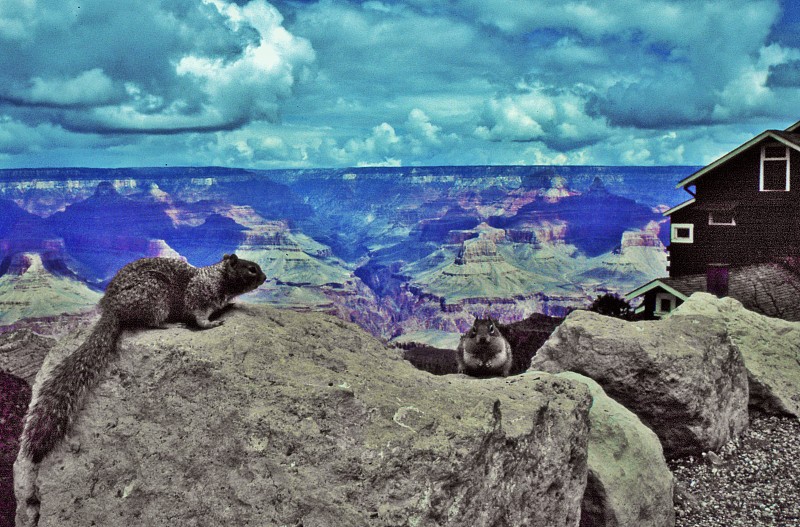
0, 163, 703, 173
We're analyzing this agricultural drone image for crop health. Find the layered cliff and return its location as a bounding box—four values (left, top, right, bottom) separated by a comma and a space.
0, 166, 687, 343
0, 253, 101, 326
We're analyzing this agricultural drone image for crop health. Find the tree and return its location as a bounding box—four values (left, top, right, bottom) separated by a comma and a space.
588, 293, 633, 320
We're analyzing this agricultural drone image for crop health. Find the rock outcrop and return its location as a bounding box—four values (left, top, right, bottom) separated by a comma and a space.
558, 372, 674, 527
0, 328, 56, 384
0, 253, 102, 326
671, 293, 800, 417
1, 372, 30, 527
531, 308, 749, 458
18, 305, 592, 527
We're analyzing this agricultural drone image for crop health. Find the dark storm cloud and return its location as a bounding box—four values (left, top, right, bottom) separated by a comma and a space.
767, 61, 800, 88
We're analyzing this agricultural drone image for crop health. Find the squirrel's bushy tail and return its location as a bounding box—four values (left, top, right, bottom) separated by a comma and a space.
20, 311, 122, 464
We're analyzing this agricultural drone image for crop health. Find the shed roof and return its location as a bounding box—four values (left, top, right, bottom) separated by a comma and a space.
626, 262, 800, 321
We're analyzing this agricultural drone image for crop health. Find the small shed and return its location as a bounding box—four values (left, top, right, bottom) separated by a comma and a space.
625, 261, 800, 320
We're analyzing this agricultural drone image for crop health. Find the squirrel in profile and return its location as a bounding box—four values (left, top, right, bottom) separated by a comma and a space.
456, 317, 513, 377
18, 254, 266, 466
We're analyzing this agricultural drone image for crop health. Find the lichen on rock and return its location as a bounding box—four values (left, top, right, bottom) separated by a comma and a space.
531, 305, 749, 458
557, 372, 674, 527
23, 304, 593, 527
672, 292, 800, 418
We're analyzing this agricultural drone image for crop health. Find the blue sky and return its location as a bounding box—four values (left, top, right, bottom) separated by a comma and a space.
2, 0, 800, 168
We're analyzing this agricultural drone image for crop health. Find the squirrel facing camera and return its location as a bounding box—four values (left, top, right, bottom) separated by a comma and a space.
456, 317, 513, 377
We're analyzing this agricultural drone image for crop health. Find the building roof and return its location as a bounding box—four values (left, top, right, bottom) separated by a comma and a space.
676, 129, 800, 189
662, 198, 696, 217
626, 262, 800, 321
784, 119, 800, 132
625, 278, 690, 302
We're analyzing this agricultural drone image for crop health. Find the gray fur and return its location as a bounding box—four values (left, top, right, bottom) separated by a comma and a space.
15, 254, 266, 525
456, 318, 513, 377
18, 254, 266, 464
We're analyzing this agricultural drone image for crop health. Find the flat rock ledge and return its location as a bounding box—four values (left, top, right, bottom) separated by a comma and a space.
531, 304, 750, 458
19, 304, 592, 527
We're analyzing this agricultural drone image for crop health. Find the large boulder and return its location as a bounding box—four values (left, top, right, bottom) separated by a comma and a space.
674, 293, 800, 417
557, 372, 674, 527
17, 305, 592, 527
531, 308, 749, 458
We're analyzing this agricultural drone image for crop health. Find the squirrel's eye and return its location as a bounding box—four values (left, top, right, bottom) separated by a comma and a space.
470, 329, 477, 337
489, 325, 495, 333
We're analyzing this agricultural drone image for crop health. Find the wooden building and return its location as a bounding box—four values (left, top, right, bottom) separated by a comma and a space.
626, 120, 800, 319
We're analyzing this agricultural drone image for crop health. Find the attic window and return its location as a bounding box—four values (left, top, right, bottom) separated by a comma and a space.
760, 143, 790, 191
671, 223, 694, 243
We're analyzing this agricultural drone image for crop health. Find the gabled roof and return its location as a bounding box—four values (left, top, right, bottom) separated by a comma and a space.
662, 198, 696, 217
784, 119, 800, 132
676, 130, 800, 189
624, 279, 690, 302
626, 262, 800, 321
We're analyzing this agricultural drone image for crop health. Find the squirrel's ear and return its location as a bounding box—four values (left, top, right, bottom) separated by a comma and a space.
224, 254, 239, 265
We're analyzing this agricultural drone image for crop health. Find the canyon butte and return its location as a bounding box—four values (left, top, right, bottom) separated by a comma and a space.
0, 165, 690, 345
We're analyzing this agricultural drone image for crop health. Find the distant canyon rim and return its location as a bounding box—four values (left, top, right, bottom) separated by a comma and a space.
0, 165, 692, 345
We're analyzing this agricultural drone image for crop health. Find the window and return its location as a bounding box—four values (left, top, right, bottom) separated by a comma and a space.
671, 223, 694, 243
708, 212, 735, 226
655, 293, 676, 316
760, 143, 790, 191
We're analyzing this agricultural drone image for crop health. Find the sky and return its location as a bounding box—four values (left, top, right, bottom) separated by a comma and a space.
2, 0, 800, 169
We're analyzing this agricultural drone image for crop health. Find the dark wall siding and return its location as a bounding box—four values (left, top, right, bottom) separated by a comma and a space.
642, 290, 685, 318
697, 141, 800, 201
668, 141, 800, 277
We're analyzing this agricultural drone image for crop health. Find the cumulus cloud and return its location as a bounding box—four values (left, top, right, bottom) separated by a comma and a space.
0, 0, 314, 134
394, 0, 791, 131
280, 0, 800, 166
331, 122, 403, 165
406, 109, 442, 145
10, 69, 118, 108
306, 109, 460, 166
565, 0, 784, 128
3, 0, 800, 167
476, 85, 607, 149
171, 1, 315, 127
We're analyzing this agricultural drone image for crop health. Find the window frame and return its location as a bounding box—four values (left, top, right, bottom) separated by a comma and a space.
708, 212, 736, 226
655, 292, 676, 316
759, 143, 790, 192
670, 223, 694, 244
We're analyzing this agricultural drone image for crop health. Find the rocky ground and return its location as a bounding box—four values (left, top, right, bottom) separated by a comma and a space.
670, 414, 800, 527
0, 372, 32, 527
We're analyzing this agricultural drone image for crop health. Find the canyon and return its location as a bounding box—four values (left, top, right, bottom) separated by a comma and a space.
0, 165, 692, 344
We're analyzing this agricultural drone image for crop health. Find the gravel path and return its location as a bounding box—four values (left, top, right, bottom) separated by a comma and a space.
669, 415, 800, 527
